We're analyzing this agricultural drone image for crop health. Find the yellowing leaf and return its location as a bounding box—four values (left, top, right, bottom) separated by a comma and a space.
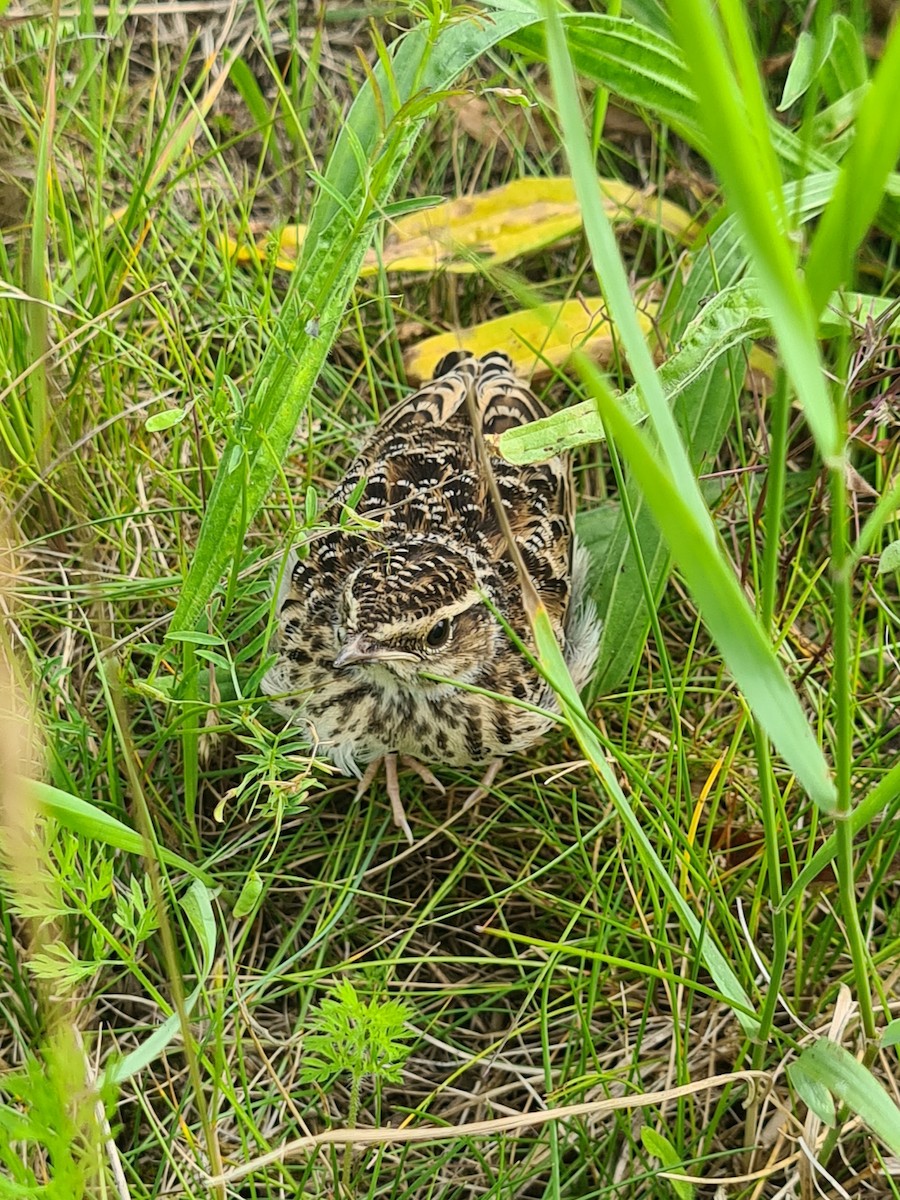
404, 296, 658, 382
371, 177, 582, 272
220, 224, 308, 271
222, 177, 701, 276
375, 177, 699, 274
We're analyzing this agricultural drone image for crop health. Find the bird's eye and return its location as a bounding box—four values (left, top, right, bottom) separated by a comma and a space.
425, 618, 452, 649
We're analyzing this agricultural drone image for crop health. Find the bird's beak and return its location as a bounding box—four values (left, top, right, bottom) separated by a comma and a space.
333, 634, 415, 668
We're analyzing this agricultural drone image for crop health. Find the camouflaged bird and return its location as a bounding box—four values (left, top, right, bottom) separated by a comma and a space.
263, 350, 600, 841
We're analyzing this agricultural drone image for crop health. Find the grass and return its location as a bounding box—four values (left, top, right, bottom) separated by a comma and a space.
2, 0, 900, 1196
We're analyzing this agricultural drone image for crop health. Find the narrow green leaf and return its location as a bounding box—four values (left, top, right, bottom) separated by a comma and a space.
579, 354, 837, 813
27, 779, 206, 880
227, 53, 282, 169
780, 758, 900, 909
180, 879, 217, 979
804, 14, 900, 314
821, 14, 869, 102
165, 630, 223, 646
779, 30, 815, 111
668, 0, 839, 462
779, 24, 835, 111
793, 1040, 900, 1153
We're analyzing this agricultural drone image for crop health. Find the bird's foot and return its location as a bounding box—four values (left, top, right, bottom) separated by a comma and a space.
354, 755, 497, 844
461, 758, 502, 811
354, 753, 429, 845
398, 755, 446, 796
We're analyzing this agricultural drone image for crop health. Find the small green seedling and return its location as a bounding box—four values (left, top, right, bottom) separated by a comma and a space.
300, 978, 415, 1190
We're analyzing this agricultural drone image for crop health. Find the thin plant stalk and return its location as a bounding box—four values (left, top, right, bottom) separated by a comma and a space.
749, 374, 790, 1077
342, 1075, 362, 1195
829, 386, 877, 1050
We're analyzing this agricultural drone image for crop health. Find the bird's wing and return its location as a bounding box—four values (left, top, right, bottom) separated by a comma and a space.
314, 353, 575, 632
472, 357, 576, 634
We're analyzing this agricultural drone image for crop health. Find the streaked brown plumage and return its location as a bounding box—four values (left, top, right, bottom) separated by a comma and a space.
263, 350, 600, 840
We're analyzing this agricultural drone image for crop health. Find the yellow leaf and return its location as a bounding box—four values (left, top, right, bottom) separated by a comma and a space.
219, 224, 307, 271
404, 296, 658, 382
222, 176, 701, 276
369, 177, 699, 275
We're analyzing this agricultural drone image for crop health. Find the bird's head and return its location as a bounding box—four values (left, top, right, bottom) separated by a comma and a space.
335, 539, 504, 684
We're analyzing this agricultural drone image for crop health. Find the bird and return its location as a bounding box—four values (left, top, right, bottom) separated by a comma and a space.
262, 349, 600, 842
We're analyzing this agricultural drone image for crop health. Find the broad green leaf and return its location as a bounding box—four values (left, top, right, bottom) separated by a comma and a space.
170, 6, 545, 635
787, 1059, 836, 1125
793, 1040, 900, 1153
145, 406, 187, 433
27, 779, 206, 880
499, 11, 900, 238
640, 1127, 695, 1200
503, 14, 700, 145
579, 354, 837, 813
880, 1020, 900, 1050
878, 540, 900, 575
779, 24, 835, 111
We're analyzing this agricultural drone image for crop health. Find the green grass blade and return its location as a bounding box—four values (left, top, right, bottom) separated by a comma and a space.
804, 15, 900, 313
540, 0, 708, 532
27, 779, 207, 881
780, 758, 900, 909
579, 355, 837, 813
667, 0, 839, 462
530, 607, 760, 1036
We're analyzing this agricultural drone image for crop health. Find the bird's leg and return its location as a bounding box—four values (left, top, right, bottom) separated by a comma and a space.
353, 755, 447, 845
354, 757, 383, 800
462, 758, 502, 810
383, 753, 414, 845
399, 755, 446, 795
